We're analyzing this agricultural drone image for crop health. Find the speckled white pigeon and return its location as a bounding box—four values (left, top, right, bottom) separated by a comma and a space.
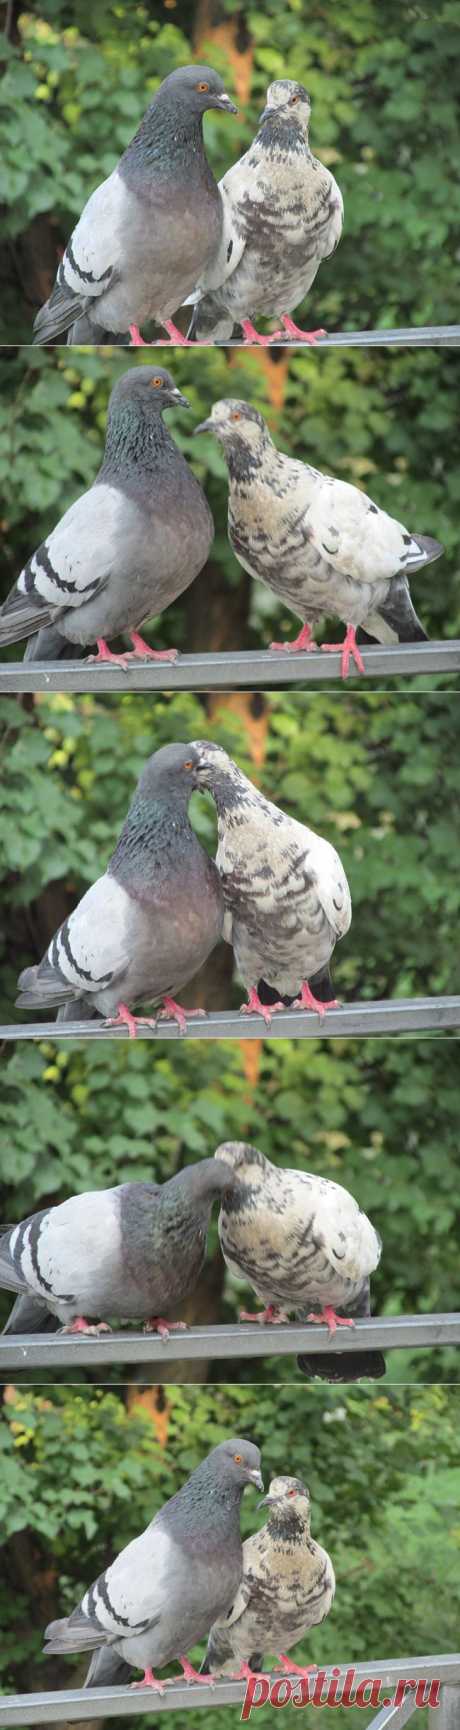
214, 1141, 385, 1382
43, 1440, 263, 1693
201, 1476, 335, 1679
194, 399, 443, 678
188, 740, 351, 1021
32, 66, 237, 347
186, 80, 342, 345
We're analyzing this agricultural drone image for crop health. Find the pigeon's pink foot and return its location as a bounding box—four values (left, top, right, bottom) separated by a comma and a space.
240, 1304, 290, 1325
269, 623, 317, 653
179, 1658, 214, 1686
88, 638, 130, 668
143, 1317, 188, 1339
159, 997, 206, 1034
105, 1002, 142, 1039
240, 988, 286, 1027
277, 316, 326, 343
241, 319, 274, 347
129, 325, 147, 347
128, 633, 178, 663
274, 1657, 317, 1677
293, 981, 339, 1019
321, 624, 366, 680
307, 1306, 355, 1337
61, 1317, 112, 1336
161, 320, 194, 346
131, 1669, 166, 1694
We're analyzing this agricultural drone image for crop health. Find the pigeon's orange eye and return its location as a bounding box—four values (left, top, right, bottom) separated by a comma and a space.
288, 1489, 296, 1497
184, 760, 194, 770
196, 81, 210, 92
230, 412, 242, 421
234, 1453, 243, 1464
151, 377, 164, 388
290, 93, 300, 103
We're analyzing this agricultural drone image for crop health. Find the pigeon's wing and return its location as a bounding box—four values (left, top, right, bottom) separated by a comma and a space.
288, 1171, 381, 1282
44, 1521, 172, 1655
0, 484, 122, 646
312, 166, 343, 260
0, 1227, 29, 1294
186, 168, 249, 302
16, 874, 131, 1009
304, 475, 441, 587
33, 171, 123, 342
302, 830, 352, 939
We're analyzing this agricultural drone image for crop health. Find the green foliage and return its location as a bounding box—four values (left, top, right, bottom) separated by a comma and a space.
0, 345, 459, 657
1, 2, 459, 339
1, 1381, 460, 1727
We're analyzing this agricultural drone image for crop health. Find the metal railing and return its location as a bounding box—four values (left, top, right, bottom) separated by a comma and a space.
154, 324, 460, 346
1, 1312, 459, 1370
1, 639, 459, 693
2, 995, 460, 1040
1, 1655, 459, 1726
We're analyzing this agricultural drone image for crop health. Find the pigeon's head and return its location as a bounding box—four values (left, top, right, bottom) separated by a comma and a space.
209, 1438, 263, 1494
109, 367, 189, 419
178, 1156, 236, 1206
184, 742, 252, 812
215, 1141, 269, 1188
195, 400, 270, 466
260, 79, 311, 130
160, 64, 237, 117
135, 741, 212, 804
259, 1476, 311, 1529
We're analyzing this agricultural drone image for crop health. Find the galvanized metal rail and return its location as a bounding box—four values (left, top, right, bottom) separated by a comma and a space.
1, 638, 459, 693
1, 1655, 459, 1725
1, 1312, 459, 1370
2, 995, 460, 1040
144, 323, 460, 347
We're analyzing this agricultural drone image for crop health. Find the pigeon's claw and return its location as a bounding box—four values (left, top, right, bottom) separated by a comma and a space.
131, 1669, 166, 1694
240, 1304, 290, 1325
269, 623, 317, 653
276, 316, 326, 343
161, 320, 195, 346
159, 998, 206, 1034
127, 633, 178, 662
307, 1306, 355, 1337
143, 1317, 188, 1338
241, 319, 275, 347
274, 1657, 317, 1677
60, 1317, 112, 1336
105, 1002, 142, 1039
88, 639, 130, 668
179, 1658, 215, 1686
129, 325, 147, 347
293, 982, 339, 1019
240, 988, 286, 1026
321, 625, 366, 680
232, 1663, 267, 1681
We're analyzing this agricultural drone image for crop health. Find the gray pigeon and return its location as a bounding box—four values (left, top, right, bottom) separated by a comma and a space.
43, 1438, 263, 1692
32, 65, 237, 348
195, 400, 443, 678
215, 1141, 385, 1382
15, 742, 224, 1036
187, 740, 351, 1022
0, 1160, 234, 1337
202, 1476, 335, 1678
0, 367, 214, 666
187, 80, 342, 345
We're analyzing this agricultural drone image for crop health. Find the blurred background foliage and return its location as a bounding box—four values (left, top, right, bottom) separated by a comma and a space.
1, 1031, 460, 1384
1, 1380, 460, 1723
0, 344, 459, 657
2, 687, 459, 1018
0, 0, 459, 340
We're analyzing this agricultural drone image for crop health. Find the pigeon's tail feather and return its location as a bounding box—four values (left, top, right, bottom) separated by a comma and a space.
366, 576, 428, 645
3, 1293, 58, 1335
67, 313, 127, 345
33, 284, 84, 346
56, 998, 98, 1023
0, 590, 55, 647
200, 1654, 211, 1675
23, 627, 84, 664
44, 1614, 105, 1656
85, 1647, 132, 1688
16, 959, 75, 1011
297, 1349, 386, 1382
186, 294, 234, 344
249, 1653, 264, 1673
405, 533, 444, 571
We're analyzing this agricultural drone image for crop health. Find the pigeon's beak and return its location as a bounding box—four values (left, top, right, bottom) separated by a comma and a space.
215, 93, 238, 113
194, 417, 213, 435
247, 1468, 264, 1491
258, 105, 272, 123
257, 1491, 279, 1508
171, 389, 189, 409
